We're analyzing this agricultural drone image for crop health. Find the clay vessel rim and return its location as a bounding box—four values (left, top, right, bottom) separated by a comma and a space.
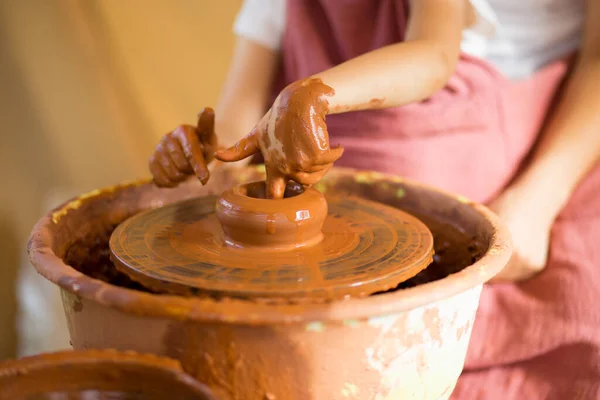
28, 167, 512, 325
228, 180, 311, 202
219, 183, 324, 213
0, 349, 214, 397
0, 349, 182, 373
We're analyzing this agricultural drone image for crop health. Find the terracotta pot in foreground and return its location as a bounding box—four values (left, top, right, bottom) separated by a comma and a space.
0, 350, 214, 399
28, 166, 511, 400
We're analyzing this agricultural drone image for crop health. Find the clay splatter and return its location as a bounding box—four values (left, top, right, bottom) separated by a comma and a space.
341, 382, 359, 397
306, 321, 325, 332
343, 319, 360, 328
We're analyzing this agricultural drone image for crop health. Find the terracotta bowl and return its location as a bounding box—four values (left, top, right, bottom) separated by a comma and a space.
0, 350, 214, 399
28, 166, 511, 400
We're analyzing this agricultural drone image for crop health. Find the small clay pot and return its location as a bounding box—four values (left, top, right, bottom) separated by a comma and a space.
0, 350, 214, 400
216, 181, 327, 250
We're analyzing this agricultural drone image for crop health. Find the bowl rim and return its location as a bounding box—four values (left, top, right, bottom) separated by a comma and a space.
28, 167, 512, 325
0, 349, 214, 398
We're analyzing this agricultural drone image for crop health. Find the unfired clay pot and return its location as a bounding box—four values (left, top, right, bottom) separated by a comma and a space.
216, 181, 328, 250
28, 166, 511, 400
0, 349, 214, 399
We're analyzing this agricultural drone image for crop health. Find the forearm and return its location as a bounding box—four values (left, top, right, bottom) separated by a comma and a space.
312, 41, 459, 114
312, 0, 467, 114
502, 0, 600, 220
215, 38, 278, 148
505, 59, 600, 220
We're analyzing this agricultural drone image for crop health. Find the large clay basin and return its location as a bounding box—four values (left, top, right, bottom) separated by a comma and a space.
0, 349, 214, 399
28, 166, 511, 400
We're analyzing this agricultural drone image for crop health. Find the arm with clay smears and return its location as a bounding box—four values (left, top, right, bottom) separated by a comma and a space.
314, 0, 467, 114
215, 0, 468, 198
148, 37, 277, 187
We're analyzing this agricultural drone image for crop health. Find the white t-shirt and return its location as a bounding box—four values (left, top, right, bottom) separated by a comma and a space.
233, 0, 586, 80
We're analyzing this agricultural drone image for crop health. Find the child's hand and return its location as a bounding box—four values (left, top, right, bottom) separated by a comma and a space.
488, 188, 554, 282
149, 108, 218, 187
215, 79, 344, 199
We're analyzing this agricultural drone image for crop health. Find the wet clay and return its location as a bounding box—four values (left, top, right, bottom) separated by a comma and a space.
0, 350, 214, 400
327, 97, 387, 114
215, 78, 344, 199
216, 181, 328, 250
109, 188, 434, 301
68, 207, 478, 297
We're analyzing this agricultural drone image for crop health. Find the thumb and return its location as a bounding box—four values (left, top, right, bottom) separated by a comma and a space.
316, 146, 344, 165
266, 170, 286, 200
196, 107, 215, 139
215, 130, 260, 162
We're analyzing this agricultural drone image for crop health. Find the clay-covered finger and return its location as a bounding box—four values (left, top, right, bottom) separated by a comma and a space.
155, 150, 186, 182
266, 170, 286, 199
303, 163, 329, 173
197, 108, 217, 164
196, 107, 215, 140
313, 79, 336, 97
315, 146, 344, 165
214, 131, 260, 162
149, 156, 174, 187
164, 135, 191, 173
292, 165, 332, 185
174, 126, 210, 185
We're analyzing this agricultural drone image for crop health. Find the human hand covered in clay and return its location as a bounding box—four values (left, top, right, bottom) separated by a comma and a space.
215, 78, 344, 199
149, 107, 218, 187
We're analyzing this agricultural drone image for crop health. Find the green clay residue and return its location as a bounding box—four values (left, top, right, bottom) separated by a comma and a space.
341, 383, 359, 397
254, 164, 266, 174
314, 182, 327, 193
305, 321, 325, 332
456, 194, 470, 204
370, 171, 385, 180
395, 188, 406, 198
342, 319, 360, 328
355, 173, 373, 184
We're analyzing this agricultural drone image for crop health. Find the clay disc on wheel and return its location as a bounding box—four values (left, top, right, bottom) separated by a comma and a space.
109, 194, 434, 301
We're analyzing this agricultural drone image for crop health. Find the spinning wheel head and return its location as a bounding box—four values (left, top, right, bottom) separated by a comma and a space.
109, 182, 434, 301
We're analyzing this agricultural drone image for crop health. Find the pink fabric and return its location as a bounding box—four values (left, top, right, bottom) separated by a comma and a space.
277, 1, 600, 398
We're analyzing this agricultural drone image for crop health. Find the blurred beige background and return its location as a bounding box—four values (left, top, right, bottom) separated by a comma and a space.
0, 0, 241, 359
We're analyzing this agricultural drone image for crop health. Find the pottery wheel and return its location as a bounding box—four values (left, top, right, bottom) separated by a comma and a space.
110, 195, 434, 301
